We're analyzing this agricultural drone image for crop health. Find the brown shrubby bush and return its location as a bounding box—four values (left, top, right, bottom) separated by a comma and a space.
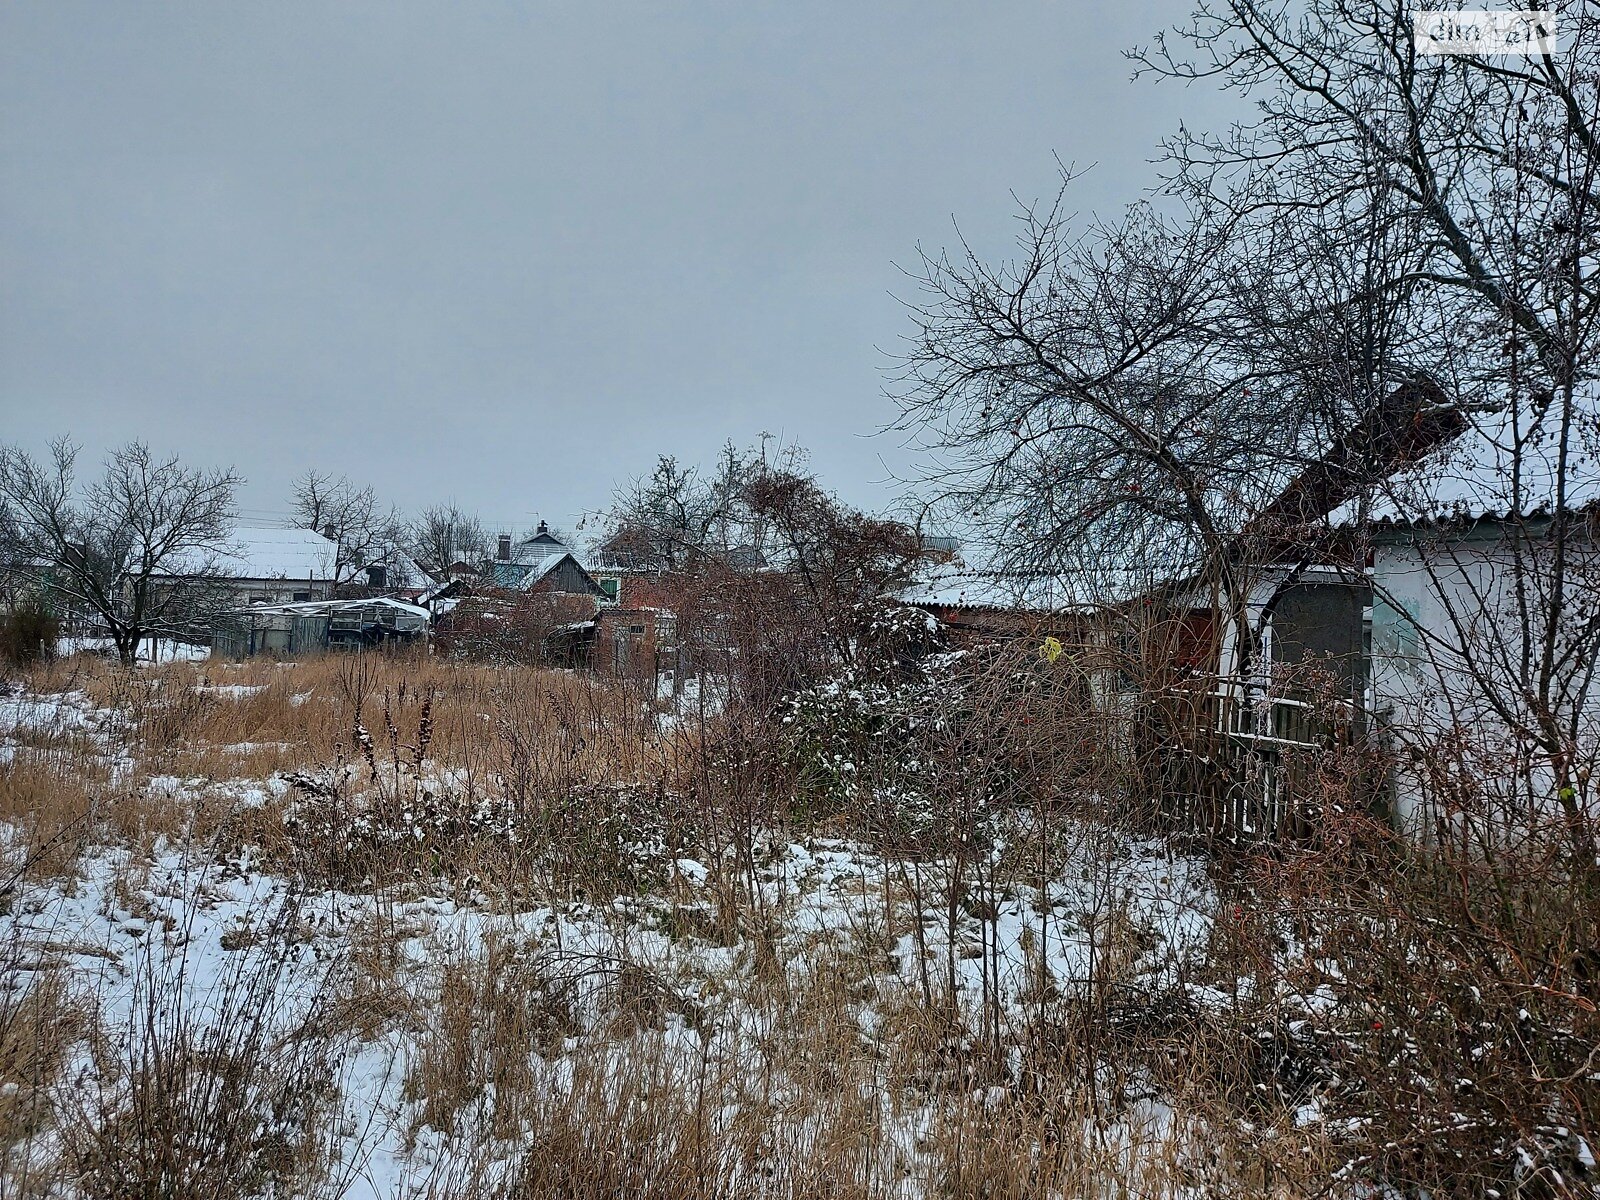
0, 598, 58, 671
53, 891, 352, 1200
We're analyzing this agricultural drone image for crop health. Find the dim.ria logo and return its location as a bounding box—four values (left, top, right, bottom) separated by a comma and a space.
1412, 9, 1557, 55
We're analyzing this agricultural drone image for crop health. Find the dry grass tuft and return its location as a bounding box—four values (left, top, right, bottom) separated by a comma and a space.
0, 757, 98, 887
52, 891, 351, 1200
0, 969, 82, 1177
404, 931, 578, 1143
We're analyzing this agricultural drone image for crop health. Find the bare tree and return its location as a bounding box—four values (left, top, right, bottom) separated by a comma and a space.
408, 505, 488, 581
900, 1, 1600, 732
0, 439, 239, 665
893, 192, 1404, 673
604, 442, 781, 572
289, 470, 402, 588
1128, 0, 1600, 834
741, 466, 924, 667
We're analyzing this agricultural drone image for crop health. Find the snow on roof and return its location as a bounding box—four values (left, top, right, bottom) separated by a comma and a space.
897, 562, 1084, 612
162, 526, 337, 580
365, 547, 426, 583
240, 597, 430, 620
516, 551, 586, 590
507, 527, 573, 566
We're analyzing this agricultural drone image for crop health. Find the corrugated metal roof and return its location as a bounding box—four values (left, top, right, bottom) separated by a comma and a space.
1329, 410, 1600, 529
239, 596, 429, 620
897, 565, 1084, 612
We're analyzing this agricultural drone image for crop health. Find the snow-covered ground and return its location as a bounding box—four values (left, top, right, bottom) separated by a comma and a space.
0, 829, 1212, 1194
0, 674, 1220, 1196
56, 636, 211, 663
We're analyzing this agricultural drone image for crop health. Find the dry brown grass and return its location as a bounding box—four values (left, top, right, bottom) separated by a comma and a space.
0, 649, 1367, 1198
6, 650, 687, 893
0, 757, 97, 886
0, 968, 82, 1184
31, 650, 676, 786
52, 889, 351, 1200
403, 930, 579, 1143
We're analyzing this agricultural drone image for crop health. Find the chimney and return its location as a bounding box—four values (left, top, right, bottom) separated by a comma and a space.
536, 520, 549, 537
321, 523, 336, 542
497, 534, 511, 561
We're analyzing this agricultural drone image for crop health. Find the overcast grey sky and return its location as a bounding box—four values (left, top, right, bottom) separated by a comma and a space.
1, 1, 1231, 538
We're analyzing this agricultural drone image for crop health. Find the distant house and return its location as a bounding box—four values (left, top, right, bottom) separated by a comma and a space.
588, 549, 653, 606
898, 559, 1086, 643
0, 555, 59, 615
588, 526, 774, 607
594, 605, 676, 678
519, 551, 608, 601
483, 521, 610, 601
353, 546, 427, 596
155, 526, 339, 607
488, 522, 571, 588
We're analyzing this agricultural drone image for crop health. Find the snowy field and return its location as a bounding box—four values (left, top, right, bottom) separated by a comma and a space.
0, 661, 1242, 1197
27, 649, 1584, 1196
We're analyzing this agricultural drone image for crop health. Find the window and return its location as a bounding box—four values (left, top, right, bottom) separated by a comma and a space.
628, 624, 646, 636
292, 591, 312, 602
1372, 593, 1421, 673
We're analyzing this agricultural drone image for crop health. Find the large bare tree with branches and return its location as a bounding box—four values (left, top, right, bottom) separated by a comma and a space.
0, 439, 239, 665
289, 469, 404, 588
1129, 1, 1600, 826
408, 504, 488, 581
890, 5, 1600, 1186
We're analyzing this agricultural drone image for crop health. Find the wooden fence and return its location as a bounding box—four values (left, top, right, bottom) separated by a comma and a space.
1136, 677, 1368, 844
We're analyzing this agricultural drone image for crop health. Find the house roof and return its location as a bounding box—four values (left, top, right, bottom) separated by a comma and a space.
510, 538, 566, 563
515, 551, 605, 594
1326, 395, 1599, 529
238, 596, 430, 621
163, 526, 337, 580
1251, 380, 1467, 533
898, 560, 1086, 613
504, 521, 572, 566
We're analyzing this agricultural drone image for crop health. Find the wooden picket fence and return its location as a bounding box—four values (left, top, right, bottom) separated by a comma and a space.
1136, 677, 1365, 844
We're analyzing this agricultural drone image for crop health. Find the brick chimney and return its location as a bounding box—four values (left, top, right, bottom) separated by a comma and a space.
497, 534, 512, 561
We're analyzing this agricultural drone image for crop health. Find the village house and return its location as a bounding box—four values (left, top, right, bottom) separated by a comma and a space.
154, 525, 340, 607
890, 382, 1491, 840
487, 522, 592, 589
1362, 501, 1600, 829
353, 544, 427, 597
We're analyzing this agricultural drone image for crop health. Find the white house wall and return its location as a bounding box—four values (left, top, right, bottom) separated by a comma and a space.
1370, 530, 1600, 830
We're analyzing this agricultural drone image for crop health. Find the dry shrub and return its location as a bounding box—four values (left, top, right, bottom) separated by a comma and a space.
0, 969, 82, 1181
403, 931, 578, 1143
0, 601, 59, 671
1149, 802, 1600, 1199
53, 890, 351, 1200
433, 590, 599, 665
